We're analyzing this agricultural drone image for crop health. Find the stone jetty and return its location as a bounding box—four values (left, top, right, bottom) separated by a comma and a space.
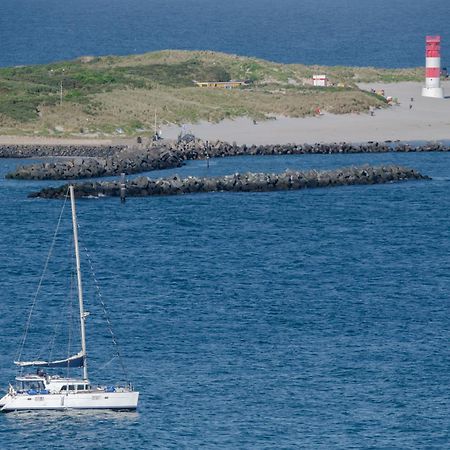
5, 139, 449, 181
0, 144, 124, 159
29, 165, 429, 199
6, 145, 184, 180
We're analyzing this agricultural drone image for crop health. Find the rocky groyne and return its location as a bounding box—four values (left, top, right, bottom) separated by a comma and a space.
29, 165, 429, 199
6, 139, 449, 181
0, 144, 125, 159
178, 140, 449, 159
7, 145, 184, 180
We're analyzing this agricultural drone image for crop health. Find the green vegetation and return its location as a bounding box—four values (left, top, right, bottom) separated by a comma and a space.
0, 50, 424, 136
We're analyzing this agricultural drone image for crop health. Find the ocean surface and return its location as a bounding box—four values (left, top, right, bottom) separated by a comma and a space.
1, 1, 450, 448
1, 152, 450, 448
0, 0, 449, 68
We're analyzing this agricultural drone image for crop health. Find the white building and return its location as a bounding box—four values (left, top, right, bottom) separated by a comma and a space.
313, 75, 328, 87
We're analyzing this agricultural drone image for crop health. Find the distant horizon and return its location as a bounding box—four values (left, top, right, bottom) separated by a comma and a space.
0, 0, 448, 69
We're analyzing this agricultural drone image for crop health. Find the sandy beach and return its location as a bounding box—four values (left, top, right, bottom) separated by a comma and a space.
0, 136, 119, 146
0, 82, 449, 147
161, 81, 450, 145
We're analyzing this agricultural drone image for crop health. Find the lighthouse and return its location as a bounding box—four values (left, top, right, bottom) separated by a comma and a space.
422, 35, 444, 99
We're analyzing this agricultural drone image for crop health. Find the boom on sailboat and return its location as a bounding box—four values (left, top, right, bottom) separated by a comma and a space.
0, 185, 139, 412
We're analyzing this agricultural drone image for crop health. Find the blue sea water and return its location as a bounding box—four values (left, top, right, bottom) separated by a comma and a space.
1, 152, 450, 448
0, 0, 449, 68
1, 1, 450, 448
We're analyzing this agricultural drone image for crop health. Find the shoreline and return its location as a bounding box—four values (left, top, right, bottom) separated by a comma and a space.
0, 136, 124, 146
161, 82, 450, 145
0, 82, 449, 150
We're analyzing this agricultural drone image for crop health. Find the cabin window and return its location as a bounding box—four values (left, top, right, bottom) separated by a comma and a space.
20, 381, 45, 390
68, 385, 75, 391
61, 386, 67, 391
77, 385, 85, 391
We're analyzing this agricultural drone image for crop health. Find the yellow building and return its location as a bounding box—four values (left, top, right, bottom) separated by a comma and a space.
193, 80, 249, 88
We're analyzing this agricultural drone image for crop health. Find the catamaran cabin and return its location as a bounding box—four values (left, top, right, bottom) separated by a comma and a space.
16, 374, 91, 394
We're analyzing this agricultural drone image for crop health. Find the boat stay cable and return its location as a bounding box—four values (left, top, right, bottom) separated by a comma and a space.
82, 242, 130, 385
16, 188, 70, 367
47, 265, 75, 364
33, 239, 75, 362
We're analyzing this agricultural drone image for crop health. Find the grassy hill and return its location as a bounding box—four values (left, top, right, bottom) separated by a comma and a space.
0, 50, 423, 137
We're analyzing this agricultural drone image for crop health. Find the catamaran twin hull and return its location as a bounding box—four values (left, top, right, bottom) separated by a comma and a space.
0, 391, 139, 412
3, 186, 139, 412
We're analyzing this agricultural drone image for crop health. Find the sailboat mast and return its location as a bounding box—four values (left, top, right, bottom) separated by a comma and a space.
69, 185, 88, 380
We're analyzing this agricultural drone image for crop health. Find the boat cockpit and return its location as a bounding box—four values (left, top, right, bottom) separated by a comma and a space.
16, 378, 46, 393
15, 371, 92, 394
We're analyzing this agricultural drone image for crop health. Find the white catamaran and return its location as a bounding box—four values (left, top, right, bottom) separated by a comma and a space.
0, 186, 139, 412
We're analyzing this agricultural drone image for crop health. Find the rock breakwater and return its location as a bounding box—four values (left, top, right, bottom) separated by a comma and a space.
6, 140, 449, 181
7, 145, 184, 180
0, 144, 125, 159
179, 140, 449, 159
29, 165, 429, 199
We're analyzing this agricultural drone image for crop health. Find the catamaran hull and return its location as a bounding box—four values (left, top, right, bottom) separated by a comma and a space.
1, 391, 139, 412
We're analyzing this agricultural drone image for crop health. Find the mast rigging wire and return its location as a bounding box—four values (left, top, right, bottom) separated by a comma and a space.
16, 187, 70, 366
82, 241, 130, 384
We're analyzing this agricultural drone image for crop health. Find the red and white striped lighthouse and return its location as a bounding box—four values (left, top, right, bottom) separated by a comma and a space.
422, 35, 444, 98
